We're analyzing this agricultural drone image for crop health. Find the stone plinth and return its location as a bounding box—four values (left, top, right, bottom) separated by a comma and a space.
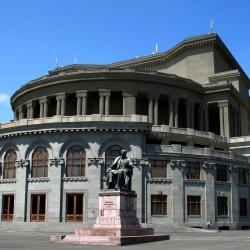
51, 190, 169, 245
94, 190, 140, 229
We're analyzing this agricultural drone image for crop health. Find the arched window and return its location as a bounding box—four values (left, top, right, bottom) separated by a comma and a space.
3, 150, 17, 179
32, 148, 48, 178
105, 145, 122, 171
66, 146, 86, 177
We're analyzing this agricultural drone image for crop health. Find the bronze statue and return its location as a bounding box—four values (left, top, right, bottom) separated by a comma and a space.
106, 149, 133, 190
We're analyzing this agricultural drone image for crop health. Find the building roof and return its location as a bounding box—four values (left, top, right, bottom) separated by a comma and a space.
108, 33, 250, 84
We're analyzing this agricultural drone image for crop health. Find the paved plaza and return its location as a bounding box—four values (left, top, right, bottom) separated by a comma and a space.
0, 230, 249, 250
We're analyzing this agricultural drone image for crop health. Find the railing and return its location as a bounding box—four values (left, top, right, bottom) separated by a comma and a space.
152, 125, 228, 143
0, 114, 148, 129
146, 144, 249, 163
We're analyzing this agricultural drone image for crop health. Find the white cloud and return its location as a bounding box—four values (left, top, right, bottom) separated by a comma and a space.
0, 93, 10, 106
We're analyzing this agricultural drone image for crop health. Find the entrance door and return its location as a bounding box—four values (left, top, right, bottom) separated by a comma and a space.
2, 195, 14, 221
30, 194, 46, 222
66, 193, 83, 222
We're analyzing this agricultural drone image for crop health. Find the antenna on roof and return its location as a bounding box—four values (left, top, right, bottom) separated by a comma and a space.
152, 43, 158, 55
55, 56, 59, 68
74, 55, 78, 64
209, 19, 214, 34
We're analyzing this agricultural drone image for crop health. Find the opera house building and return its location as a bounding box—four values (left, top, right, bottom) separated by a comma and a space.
0, 33, 250, 230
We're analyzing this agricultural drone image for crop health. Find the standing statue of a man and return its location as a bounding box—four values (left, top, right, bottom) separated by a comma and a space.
106, 149, 133, 190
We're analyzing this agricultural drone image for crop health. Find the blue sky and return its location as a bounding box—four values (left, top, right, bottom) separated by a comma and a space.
0, 0, 249, 122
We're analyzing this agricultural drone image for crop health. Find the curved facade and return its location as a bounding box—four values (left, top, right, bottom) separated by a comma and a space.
1, 33, 250, 229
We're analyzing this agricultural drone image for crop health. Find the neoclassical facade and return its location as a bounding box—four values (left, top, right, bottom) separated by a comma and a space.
0, 34, 250, 229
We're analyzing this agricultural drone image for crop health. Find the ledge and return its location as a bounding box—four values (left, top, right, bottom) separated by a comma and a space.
148, 178, 172, 184
215, 181, 231, 186
0, 179, 16, 184
184, 179, 205, 185
62, 176, 88, 182
27, 177, 50, 183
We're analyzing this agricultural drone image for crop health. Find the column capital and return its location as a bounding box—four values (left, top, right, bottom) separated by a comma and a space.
122, 89, 137, 97
99, 89, 111, 96
39, 96, 48, 104
218, 101, 229, 108
76, 90, 88, 98
56, 93, 66, 100
26, 101, 33, 108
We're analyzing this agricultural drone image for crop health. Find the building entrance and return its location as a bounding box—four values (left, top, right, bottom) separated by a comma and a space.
2, 195, 14, 221
66, 193, 83, 222
30, 194, 46, 222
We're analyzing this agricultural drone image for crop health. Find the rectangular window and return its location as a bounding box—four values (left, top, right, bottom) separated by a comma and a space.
217, 197, 228, 216
30, 194, 46, 222
187, 196, 201, 216
186, 162, 200, 179
66, 193, 84, 222
151, 160, 168, 178
151, 195, 167, 215
216, 165, 227, 182
239, 168, 247, 184
2, 195, 14, 221
240, 198, 248, 217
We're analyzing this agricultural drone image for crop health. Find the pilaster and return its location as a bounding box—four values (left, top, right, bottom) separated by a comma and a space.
122, 90, 136, 116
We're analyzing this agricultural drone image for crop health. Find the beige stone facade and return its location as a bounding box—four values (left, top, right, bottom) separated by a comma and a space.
0, 34, 250, 229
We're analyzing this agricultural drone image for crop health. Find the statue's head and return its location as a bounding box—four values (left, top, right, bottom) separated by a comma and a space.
121, 149, 127, 157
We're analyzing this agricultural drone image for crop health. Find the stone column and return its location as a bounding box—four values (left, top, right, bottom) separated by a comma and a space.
153, 96, 159, 125
39, 97, 48, 118
56, 97, 61, 116
218, 103, 225, 136
18, 106, 24, 119
122, 90, 136, 115
56, 93, 66, 116
170, 160, 186, 223
174, 99, 179, 127
44, 98, 48, 117
218, 101, 230, 137
39, 99, 44, 118
48, 157, 64, 222
202, 163, 216, 224
105, 93, 110, 115
99, 93, 104, 115
169, 97, 174, 127
26, 101, 33, 119
76, 90, 88, 115
230, 166, 239, 225
148, 97, 153, 123
15, 144, 29, 222
61, 96, 66, 116
76, 95, 81, 115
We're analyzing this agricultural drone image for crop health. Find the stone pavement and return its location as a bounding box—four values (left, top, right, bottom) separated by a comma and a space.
0, 230, 250, 250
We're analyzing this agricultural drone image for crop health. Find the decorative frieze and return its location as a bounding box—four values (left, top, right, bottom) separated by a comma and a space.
170, 159, 187, 168
62, 176, 88, 182
27, 177, 50, 183
202, 162, 216, 170
0, 179, 17, 184
148, 178, 172, 184
132, 158, 150, 167
50, 158, 65, 167
15, 159, 30, 168
88, 157, 104, 166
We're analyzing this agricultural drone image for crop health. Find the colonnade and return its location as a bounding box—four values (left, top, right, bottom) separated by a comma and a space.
15, 90, 241, 136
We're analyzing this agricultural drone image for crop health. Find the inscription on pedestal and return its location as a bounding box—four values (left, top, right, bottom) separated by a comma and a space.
103, 197, 116, 209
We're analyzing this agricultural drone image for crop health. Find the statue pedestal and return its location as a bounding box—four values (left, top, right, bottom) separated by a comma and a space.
51, 190, 169, 245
